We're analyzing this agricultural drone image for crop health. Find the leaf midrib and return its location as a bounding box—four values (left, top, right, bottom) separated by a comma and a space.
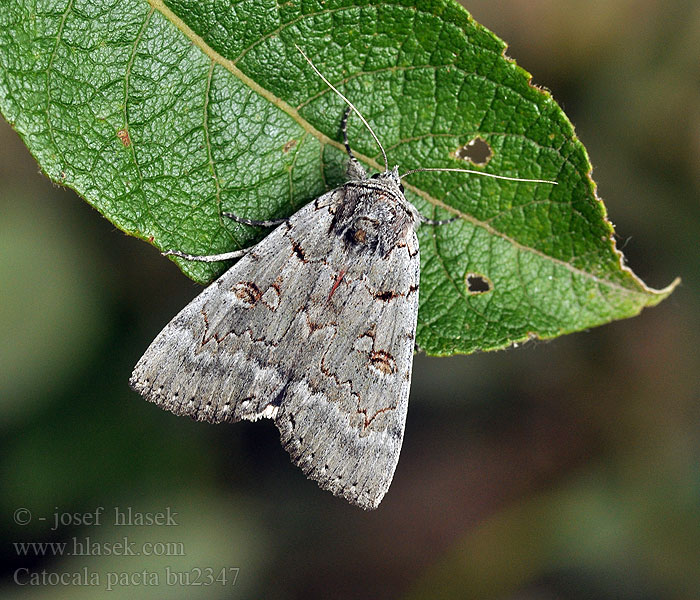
147, 1, 341, 156
148, 0, 663, 299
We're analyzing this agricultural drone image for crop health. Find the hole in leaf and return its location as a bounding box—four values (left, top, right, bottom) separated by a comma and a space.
453, 137, 492, 166
465, 272, 493, 294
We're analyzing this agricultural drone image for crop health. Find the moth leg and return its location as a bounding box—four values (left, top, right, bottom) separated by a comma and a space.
164, 210, 284, 263
341, 107, 368, 181
419, 214, 459, 226
222, 212, 286, 228
162, 247, 251, 262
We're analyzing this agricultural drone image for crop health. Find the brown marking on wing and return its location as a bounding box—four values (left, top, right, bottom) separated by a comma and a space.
291, 240, 306, 261
374, 290, 400, 302
369, 350, 397, 375
232, 281, 262, 305
328, 269, 346, 301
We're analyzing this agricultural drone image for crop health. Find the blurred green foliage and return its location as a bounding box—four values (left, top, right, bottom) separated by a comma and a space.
1, 1, 697, 598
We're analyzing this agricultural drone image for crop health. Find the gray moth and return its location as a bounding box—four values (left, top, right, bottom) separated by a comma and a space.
130, 48, 555, 509
131, 143, 419, 510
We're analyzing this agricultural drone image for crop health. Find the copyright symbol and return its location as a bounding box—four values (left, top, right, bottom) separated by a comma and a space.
14, 508, 31, 525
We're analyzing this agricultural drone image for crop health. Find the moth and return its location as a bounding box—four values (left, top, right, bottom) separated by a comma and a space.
130, 48, 555, 509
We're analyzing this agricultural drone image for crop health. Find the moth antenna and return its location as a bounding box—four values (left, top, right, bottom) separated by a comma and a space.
295, 44, 389, 172
400, 167, 557, 185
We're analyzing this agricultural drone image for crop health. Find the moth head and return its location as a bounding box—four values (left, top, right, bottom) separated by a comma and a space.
370, 166, 404, 194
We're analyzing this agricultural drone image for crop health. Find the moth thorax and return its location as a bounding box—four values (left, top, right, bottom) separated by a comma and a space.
345, 216, 381, 252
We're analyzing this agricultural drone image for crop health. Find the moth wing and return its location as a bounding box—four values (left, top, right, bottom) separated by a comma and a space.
131, 187, 420, 509
275, 247, 419, 508
274, 222, 420, 509
130, 191, 339, 423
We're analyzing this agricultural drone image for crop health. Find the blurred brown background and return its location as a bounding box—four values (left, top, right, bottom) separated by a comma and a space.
1, 1, 698, 598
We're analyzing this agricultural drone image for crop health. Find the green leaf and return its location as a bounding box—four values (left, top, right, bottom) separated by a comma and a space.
0, 0, 676, 355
